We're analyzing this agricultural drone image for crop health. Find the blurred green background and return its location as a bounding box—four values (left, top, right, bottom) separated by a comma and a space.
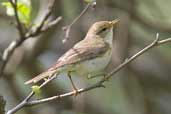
0, 0, 171, 114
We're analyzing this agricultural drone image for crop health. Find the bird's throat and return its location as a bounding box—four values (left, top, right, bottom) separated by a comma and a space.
104, 29, 113, 48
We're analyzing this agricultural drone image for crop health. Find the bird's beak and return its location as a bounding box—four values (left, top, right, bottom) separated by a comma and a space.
109, 19, 120, 28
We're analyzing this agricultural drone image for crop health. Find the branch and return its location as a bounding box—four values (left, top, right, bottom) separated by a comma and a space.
7, 74, 57, 114
62, 1, 96, 43
25, 16, 62, 38
25, 0, 62, 38
0, 0, 62, 77
6, 34, 171, 114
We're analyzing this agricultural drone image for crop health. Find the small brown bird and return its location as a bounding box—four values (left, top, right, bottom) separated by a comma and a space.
25, 19, 119, 95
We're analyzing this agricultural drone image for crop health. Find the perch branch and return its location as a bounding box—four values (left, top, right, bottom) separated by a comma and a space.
6, 74, 57, 114
6, 33, 171, 114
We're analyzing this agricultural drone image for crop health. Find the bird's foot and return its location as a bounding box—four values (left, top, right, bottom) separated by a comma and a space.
103, 75, 109, 81
73, 88, 78, 97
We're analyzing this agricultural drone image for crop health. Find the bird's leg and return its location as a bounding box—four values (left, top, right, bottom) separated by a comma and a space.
67, 71, 78, 96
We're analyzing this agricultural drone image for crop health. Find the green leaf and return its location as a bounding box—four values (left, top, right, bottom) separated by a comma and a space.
84, 0, 92, 3
31, 85, 42, 97
17, 2, 31, 25
1, 0, 31, 25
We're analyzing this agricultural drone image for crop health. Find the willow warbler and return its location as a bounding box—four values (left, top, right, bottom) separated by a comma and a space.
25, 19, 119, 94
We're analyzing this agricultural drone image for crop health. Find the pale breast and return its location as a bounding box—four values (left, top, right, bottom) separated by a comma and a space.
76, 48, 112, 76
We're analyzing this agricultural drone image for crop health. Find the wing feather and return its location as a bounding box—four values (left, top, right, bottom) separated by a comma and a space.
25, 36, 109, 84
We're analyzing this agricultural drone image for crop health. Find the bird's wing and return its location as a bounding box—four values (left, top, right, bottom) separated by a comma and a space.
25, 36, 109, 84
50, 37, 109, 70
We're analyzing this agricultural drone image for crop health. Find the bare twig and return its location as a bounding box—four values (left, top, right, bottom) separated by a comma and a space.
6, 34, 171, 114
62, 1, 96, 43
25, 16, 62, 38
25, 0, 59, 38
0, 0, 25, 76
0, 0, 62, 77
41, 16, 62, 32
0, 40, 23, 76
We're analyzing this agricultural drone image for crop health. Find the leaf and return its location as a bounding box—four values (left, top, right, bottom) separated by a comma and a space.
1, 0, 31, 25
84, 0, 92, 3
17, 2, 31, 25
31, 85, 42, 97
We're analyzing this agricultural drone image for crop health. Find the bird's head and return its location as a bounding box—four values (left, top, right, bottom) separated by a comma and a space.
86, 19, 119, 38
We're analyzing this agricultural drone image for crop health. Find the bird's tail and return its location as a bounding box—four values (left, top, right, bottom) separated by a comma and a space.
25, 70, 57, 85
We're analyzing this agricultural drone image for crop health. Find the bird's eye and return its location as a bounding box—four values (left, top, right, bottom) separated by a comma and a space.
97, 27, 108, 34
101, 28, 107, 32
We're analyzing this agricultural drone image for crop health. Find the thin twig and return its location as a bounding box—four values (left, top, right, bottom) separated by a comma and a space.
0, 0, 25, 76
27, 83, 103, 106
6, 75, 57, 114
0, 0, 62, 77
25, 16, 62, 38
25, 0, 57, 38
41, 16, 62, 32
6, 34, 171, 114
0, 40, 23, 76
62, 1, 96, 43
102, 33, 160, 81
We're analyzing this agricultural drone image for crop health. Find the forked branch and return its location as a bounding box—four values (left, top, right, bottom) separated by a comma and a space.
0, 0, 62, 77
